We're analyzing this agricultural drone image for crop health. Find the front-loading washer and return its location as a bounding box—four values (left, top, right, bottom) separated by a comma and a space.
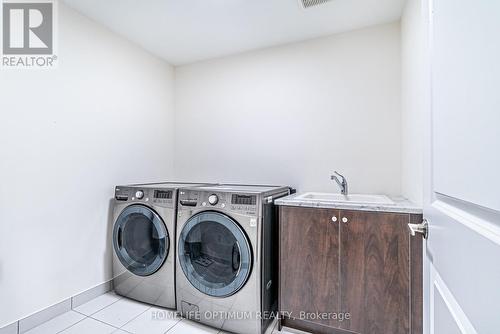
111, 182, 210, 309
176, 184, 290, 333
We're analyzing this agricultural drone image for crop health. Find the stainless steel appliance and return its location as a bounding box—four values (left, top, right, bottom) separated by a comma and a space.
176, 184, 290, 333
112, 182, 210, 309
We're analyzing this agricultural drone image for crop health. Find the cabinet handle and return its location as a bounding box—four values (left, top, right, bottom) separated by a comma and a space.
331, 216, 338, 223
342, 217, 348, 223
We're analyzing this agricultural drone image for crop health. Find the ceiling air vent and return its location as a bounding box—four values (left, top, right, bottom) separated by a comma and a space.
299, 0, 333, 9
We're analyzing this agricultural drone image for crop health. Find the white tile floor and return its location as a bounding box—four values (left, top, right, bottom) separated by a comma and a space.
23, 292, 295, 334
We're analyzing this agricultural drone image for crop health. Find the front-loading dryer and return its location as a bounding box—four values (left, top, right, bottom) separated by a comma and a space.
112, 182, 210, 309
176, 184, 290, 333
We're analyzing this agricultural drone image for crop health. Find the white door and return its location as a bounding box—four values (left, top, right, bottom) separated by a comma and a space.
424, 0, 500, 333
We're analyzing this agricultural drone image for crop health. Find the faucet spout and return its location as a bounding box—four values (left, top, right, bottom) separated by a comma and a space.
331, 171, 348, 195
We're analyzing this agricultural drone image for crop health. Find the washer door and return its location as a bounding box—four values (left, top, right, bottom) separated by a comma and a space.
178, 211, 252, 297
113, 205, 169, 276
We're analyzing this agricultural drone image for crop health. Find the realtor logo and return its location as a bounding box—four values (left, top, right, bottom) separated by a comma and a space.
1, 0, 57, 68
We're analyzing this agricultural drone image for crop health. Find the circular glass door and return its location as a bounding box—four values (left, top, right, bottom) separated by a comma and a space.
178, 211, 252, 297
113, 204, 169, 276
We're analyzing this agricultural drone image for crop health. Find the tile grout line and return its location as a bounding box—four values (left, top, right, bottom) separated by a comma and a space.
53, 314, 89, 334
117, 306, 152, 330
116, 326, 134, 334
72, 310, 88, 317
164, 319, 184, 333
55, 313, 124, 334
70, 294, 128, 331
86, 316, 123, 331
162, 315, 184, 334
78, 293, 123, 318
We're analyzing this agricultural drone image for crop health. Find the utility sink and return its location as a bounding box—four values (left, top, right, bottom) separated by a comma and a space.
295, 192, 395, 205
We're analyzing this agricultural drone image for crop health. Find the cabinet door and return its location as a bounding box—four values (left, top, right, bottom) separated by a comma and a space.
339, 210, 410, 334
280, 206, 340, 329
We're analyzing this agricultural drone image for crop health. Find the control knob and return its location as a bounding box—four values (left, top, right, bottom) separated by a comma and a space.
208, 194, 219, 205
135, 190, 144, 199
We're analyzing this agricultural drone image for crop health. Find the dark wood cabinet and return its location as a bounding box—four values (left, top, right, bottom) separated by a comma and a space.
339, 210, 410, 334
279, 206, 423, 334
279, 206, 340, 330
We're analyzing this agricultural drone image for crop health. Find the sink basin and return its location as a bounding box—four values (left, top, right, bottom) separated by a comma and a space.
295, 192, 395, 205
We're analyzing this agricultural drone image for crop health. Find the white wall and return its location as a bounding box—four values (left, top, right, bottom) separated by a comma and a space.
174, 23, 402, 195
0, 3, 175, 326
401, 0, 425, 205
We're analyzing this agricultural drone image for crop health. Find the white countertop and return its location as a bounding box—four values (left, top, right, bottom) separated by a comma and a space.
275, 193, 423, 214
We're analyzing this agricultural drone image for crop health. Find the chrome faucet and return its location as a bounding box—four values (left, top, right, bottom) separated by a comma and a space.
331, 171, 348, 195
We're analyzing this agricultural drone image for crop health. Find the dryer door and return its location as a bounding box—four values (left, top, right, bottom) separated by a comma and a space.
113, 204, 169, 276
178, 211, 252, 297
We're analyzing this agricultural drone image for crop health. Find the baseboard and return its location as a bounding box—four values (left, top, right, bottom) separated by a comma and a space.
0, 322, 18, 334
71, 280, 112, 309
18, 299, 72, 333
0, 279, 112, 334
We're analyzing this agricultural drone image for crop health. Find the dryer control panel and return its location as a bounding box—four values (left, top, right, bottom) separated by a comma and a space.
115, 186, 175, 208
178, 190, 258, 216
